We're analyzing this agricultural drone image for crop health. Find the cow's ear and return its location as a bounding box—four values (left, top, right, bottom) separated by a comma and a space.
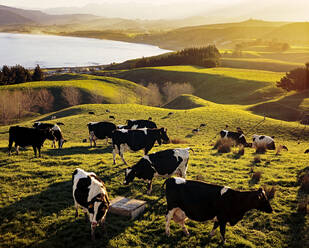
164, 128, 167, 132
88, 203, 94, 208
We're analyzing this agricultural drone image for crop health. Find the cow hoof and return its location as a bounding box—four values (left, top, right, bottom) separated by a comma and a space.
184, 231, 190, 236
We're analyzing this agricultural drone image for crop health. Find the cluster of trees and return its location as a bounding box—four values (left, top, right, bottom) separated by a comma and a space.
133, 81, 194, 106
0, 65, 44, 85
134, 45, 221, 68
277, 63, 309, 92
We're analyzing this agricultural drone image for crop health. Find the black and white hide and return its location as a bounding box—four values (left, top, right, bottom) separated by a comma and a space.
124, 148, 191, 194
72, 168, 110, 240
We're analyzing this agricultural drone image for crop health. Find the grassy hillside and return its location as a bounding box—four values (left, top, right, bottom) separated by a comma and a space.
110, 66, 285, 105
162, 94, 212, 109
0, 103, 308, 248
0, 73, 146, 111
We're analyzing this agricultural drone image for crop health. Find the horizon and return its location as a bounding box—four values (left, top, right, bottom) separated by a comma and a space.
0, 0, 309, 21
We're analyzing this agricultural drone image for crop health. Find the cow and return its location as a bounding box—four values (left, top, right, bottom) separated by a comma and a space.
252, 134, 275, 150
33, 122, 66, 148
8, 126, 55, 157
89, 111, 95, 115
220, 130, 249, 147
112, 128, 170, 165
164, 177, 274, 244
87, 121, 116, 147
72, 168, 110, 240
126, 119, 157, 129
124, 148, 192, 194
109, 116, 115, 120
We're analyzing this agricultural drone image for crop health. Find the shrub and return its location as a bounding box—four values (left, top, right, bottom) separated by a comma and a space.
170, 138, 187, 144
297, 200, 308, 214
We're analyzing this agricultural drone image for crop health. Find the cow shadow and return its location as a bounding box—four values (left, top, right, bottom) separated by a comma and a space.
44, 146, 113, 156
285, 166, 309, 247
0, 180, 72, 225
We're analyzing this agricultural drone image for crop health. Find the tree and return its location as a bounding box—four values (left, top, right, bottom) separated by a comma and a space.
277, 66, 307, 92
2, 65, 11, 84
61, 87, 81, 106
32, 64, 44, 81
146, 83, 162, 106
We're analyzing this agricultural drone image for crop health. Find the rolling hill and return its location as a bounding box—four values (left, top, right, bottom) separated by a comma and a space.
109, 66, 285, 105
0, 74, 146, 113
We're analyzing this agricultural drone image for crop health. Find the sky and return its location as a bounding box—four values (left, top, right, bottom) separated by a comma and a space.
0, 0, 244, 9
0, 0, 308, 21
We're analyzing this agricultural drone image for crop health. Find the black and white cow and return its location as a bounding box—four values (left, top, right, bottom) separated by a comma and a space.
165, 177, 274, 244
8, 126, 55, 157
126, 119, 157, 129
33, 122, 66, 148
87, 121, 116, 147
72, 168, 110, 240
252, 134, 275, 150
220, 130, 248, 146
124, 148, 192, 194
112, 128, 170, 165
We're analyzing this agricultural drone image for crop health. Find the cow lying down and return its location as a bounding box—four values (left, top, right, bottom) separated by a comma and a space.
72, 168, 110, 240
124, 148, 192, 194
165, 177, 274, 244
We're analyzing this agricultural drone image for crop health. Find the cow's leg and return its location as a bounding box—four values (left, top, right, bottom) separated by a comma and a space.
74, 201, 79, 218
219, 222, 227, 244
112, 148, 116, 165
93, 139, 97, 147
100, 209, 108, 230
119, 152, 127, 165
32, 145, 37, 157
147, 180, 153, 195
105, 137, 109, 145
89, 134, 93, 147
210, 220, 219, 236
38, 146, 41, 157
83, 208, 88, 223
91, 224, 96, 241
8, 138, 13, 155
165, 208, 177, 236
15, 144, 19, 155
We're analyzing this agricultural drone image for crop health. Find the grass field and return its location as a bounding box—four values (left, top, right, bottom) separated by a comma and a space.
0, 103, 308, 248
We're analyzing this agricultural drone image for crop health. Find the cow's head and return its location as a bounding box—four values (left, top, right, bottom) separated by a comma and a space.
88, 194, 109, 239
124, 167, 135, 185
159, 128, 170, 144
255, 188, 273, 213
238, 134, 249, 147
59, 139, 67, 148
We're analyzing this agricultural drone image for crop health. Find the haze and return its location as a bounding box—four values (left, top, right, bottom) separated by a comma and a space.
0, 0, 308, 21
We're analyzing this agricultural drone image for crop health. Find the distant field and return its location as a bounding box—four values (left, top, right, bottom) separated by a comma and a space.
221, 58, 302, 72
111, 66, 285, 105
0, 103, 308, 248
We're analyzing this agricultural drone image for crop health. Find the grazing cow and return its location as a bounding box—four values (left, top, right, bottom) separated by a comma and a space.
220, 130, 248, 146
305, 149, 309, 154
87, 121, 116, 147
112, 128, 170, 165
192, 128, 199, 134
168, 112, 173, 116
126, 119, 157, 129
252, 134, 275, 150
51, 115, 57, 120
89, 111, 95, 115
106, 109, 110, 113
33, 122, 66, 148
8, 126, 55, 157
109, 115, 115, 120
72, 168, 110, 240
148, 117, 152, 121
56, 122, 65, 126
124, 148, 192, 194
200, 123, 206, 128
165, 178, 274, 244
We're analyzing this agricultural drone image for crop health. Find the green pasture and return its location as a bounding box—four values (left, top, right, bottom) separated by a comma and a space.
0, 103, 308, 248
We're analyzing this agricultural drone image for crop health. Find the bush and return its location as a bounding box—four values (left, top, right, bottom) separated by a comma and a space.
214, 138, 234, 153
